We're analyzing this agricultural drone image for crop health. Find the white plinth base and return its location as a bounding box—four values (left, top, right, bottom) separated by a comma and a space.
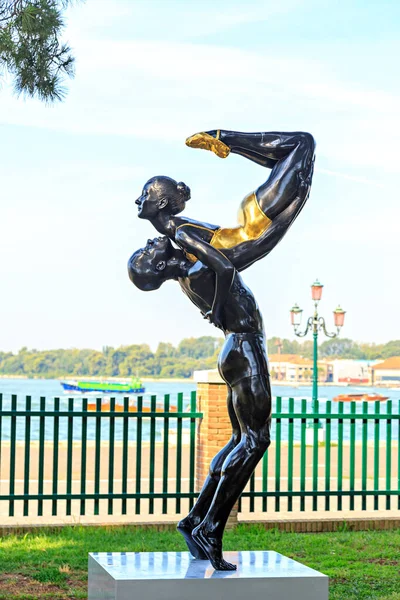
88, 551, 328, 600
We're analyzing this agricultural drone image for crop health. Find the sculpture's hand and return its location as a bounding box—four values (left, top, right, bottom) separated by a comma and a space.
185, 130, 230, 159
203, 307, 224, 329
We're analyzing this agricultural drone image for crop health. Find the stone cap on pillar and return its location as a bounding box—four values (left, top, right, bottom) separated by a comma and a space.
193, 369, 225, 384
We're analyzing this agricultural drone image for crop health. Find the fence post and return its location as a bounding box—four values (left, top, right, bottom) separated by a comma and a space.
195, 370, 238, 529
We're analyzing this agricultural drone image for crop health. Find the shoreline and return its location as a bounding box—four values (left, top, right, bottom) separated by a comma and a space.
0, 375, 398, 389
0, 375, 193, 383
271, 381, 399, 388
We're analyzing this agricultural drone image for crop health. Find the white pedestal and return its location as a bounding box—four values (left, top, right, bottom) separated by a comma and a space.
88, 551, 328, 600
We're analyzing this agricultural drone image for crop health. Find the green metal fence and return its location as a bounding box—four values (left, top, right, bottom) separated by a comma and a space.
0, 392, 200, 518
0, 392, 399, 519
240, 397, 400, 514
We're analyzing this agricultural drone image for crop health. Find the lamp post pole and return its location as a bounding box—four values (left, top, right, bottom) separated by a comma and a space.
290, 280, 346, 428
312, 327, 318, 407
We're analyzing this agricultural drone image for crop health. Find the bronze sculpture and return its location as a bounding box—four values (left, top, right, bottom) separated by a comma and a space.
128, 130, 315, 570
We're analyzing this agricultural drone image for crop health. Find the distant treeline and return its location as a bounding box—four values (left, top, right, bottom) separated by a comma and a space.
0, 338, 223, 379
268, 337, 400, 362
0, 337, 399, 380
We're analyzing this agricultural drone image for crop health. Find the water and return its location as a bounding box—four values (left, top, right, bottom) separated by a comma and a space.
0, 378, 197, 402
0, 378, 197, 444
0, 378, 398, 442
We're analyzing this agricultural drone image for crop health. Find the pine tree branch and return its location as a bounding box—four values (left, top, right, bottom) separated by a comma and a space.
0, 0, 83, 102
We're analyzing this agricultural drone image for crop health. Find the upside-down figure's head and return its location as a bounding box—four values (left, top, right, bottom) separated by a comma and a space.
128, 236, 183, 291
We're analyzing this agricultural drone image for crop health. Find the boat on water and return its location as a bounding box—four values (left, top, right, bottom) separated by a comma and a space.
60, 377, 145, 394
333, 393, 389, 402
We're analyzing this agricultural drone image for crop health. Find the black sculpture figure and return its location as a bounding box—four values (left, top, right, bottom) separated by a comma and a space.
129, 130, 315, 571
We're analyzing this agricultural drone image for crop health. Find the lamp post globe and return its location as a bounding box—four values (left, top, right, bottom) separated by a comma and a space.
333, 305, 346, 329
290, 303, 303, 328
311, 279, 324, 302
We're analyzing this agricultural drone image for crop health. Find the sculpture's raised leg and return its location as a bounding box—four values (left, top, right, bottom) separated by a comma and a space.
194, 129, 315, 219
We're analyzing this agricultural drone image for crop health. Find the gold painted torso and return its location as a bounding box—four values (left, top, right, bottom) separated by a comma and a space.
210, 191, 272, 250
180, 192, 272, 262
179, 191, 272, 263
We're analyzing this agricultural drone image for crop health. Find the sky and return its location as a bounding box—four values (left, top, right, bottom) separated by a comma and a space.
0, 0, 399, 352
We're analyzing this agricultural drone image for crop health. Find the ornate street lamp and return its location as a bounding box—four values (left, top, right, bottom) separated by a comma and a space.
290, 280, 346, 427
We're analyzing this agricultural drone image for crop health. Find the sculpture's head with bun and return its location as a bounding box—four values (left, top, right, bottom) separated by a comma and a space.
135, 176, 191, 220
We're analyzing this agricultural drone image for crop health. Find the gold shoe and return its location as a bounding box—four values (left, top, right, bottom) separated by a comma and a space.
185, 130, 230, 158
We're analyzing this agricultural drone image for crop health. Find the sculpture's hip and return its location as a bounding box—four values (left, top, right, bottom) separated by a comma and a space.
211, 192, 272, 250
183, 192, 272, 263
218, 332, 269, 387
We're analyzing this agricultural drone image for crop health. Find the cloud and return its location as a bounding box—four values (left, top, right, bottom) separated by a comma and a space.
67, 0, 303, 40
317, 168, 385, 188
1, 38, 399, 174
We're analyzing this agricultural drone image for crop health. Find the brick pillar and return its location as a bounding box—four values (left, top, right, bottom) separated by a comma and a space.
195, 370, 238, 529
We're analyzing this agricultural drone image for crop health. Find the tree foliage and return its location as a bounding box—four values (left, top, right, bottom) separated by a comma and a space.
269, 336, 400, 362
0, 336, 399, 379
0, 337, 225, 379
0, 0, 80, 101
318, 338, 363, 359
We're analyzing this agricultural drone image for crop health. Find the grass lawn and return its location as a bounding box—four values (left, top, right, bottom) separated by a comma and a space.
0, 525, 399, 599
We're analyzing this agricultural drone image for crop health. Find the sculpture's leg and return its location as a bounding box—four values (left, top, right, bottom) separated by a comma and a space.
216, 130, 314, 218
224, 133, 316, 272
192, 375, 271, 570
220, 129, 314, 167
177, 386, 240, 559
254, 132, 315, 219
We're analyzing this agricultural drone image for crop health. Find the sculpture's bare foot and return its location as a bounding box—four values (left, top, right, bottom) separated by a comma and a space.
177, 517, 208, 560
185, 131, 230, 159
191, 525, 237, 571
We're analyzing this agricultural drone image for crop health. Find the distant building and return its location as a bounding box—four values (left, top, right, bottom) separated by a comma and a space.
268, 354, 298, 381
331, 359, 380, 384
371, 357, 400, 385
268, 354, 332, 382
